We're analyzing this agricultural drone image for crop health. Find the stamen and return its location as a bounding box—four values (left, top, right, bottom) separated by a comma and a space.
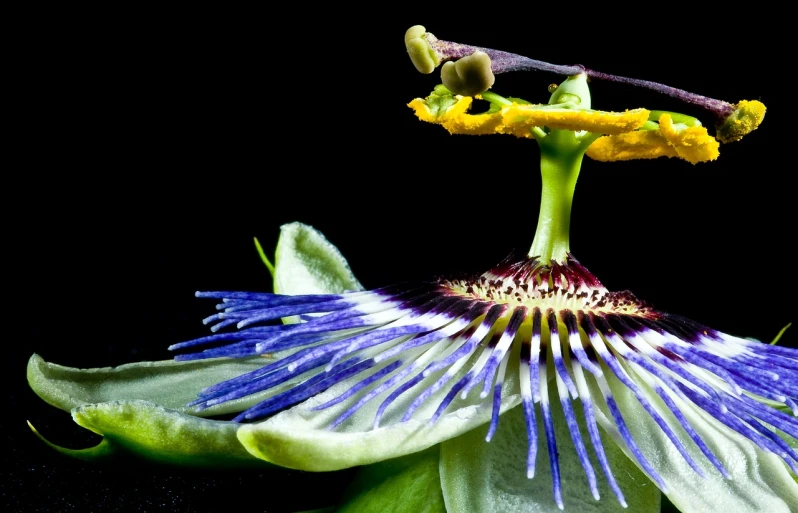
409, 27, 737, 121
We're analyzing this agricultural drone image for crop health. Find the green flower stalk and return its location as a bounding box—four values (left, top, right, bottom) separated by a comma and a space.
27, 26, 795, 513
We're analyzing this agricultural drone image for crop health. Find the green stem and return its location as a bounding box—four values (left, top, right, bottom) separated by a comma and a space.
528, 130, 585, 263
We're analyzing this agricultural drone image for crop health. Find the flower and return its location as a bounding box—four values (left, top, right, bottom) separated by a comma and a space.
26, 26, 795, 513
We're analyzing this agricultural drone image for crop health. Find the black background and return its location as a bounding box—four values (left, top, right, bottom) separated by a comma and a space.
7, 6, 795, 513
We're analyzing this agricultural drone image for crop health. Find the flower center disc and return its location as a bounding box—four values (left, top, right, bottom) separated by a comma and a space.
441, 254, 653, 316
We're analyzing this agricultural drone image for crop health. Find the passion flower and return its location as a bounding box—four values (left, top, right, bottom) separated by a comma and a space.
27, 26, 795, 513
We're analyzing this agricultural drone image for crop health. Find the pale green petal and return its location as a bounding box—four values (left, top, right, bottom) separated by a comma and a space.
274, 222, 363, 296
337, 447, 447, 513
439, 403, 660, 513
32, 400, 271, 468
27, 353, 279, 416
27, 222, 363, 419
237, 350, 521, 471
595, 372, 798, 513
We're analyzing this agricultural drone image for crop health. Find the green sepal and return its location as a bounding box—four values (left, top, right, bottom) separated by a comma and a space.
273, 222, 363, 323
336, 447, 447, 513
27, 353, 278, 417
440, 404, 660, 513
28, 420, 117, 462
273, 222, 363, 296
30, 400, 273, 468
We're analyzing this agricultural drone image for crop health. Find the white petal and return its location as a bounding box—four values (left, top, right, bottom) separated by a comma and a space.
596, 371, 798, 513
236, 353, 521, 471
439, 401, 660, 513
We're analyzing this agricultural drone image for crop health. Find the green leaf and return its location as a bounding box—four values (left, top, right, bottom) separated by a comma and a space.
439, 402, 660, 513
273, 222, 363, 296
31, 400, 272, 468
336, 447, 446, 513
27, 353, 283, 417
595, 372, 798, 513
